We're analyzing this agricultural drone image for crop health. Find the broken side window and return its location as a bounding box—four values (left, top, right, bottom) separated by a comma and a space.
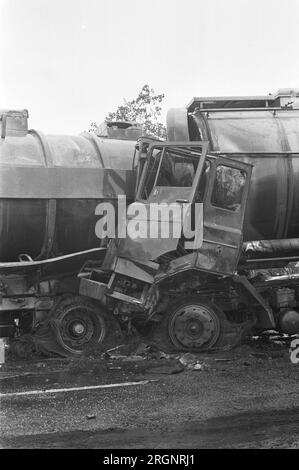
211, 165, 246, 211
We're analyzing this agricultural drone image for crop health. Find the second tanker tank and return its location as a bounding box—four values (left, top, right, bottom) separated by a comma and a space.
167, 88, 299, 241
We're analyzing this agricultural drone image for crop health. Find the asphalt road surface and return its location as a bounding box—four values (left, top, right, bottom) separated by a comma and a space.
0, 345, 299, 448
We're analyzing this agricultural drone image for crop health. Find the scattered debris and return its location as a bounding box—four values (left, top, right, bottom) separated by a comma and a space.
105, 344, 127, 354
122, 355, 145, 362
158, 351, 172, 360
106, 354, 130, 360
251, 331, 299, 348
194, 363, 203, 370
178, 353, 204, 370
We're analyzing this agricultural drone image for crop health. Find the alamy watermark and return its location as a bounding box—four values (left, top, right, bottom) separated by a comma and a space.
290, 338, 299, 364
94, 195, 203, 250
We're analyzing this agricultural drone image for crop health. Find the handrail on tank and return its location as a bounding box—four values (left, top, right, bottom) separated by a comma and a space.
187, 89, 299, 112
193, 107, 299, 114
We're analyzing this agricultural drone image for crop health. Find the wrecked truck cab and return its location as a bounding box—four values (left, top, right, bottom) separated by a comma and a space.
79, 140, 253, 312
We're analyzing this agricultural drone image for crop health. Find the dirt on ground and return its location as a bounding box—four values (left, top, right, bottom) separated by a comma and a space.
0, 337, 298, 449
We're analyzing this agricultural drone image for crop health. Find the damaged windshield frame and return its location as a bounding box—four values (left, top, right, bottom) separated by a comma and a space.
137, 142, 209, 202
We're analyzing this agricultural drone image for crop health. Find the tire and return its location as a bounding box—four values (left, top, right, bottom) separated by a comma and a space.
151, 295, 229, 353
50, 296, 108, 356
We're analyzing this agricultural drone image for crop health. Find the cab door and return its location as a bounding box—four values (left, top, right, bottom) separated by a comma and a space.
115, 141, 209, 263
195, 156, 253, 275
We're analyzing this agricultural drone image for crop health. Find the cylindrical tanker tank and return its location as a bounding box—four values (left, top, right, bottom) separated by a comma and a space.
0, 110, 137, 262
167, 89, 299, 242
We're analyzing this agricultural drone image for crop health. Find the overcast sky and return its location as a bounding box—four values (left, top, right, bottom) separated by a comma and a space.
1, 0, 299, 134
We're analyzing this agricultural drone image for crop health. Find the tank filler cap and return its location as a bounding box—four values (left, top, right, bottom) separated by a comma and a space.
96, 120, 143, 141
0, 109, 29, 139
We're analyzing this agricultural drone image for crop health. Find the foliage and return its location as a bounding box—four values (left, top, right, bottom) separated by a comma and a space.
89, 84, 166, 139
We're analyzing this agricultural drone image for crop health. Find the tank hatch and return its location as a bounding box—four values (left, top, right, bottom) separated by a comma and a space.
0, 109, 29, 139
96, 121, 143, 141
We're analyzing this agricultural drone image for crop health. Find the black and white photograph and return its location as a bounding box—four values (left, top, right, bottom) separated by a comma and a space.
0, 0, 298, 452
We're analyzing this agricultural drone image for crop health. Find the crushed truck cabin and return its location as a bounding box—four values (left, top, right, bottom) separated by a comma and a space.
1, 89, 299, 357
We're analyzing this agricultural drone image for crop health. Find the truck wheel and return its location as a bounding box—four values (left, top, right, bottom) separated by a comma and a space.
51, 297, 107, 356
167, 296, 224, 351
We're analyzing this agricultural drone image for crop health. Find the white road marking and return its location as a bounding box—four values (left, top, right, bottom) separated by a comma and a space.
0, 380, 153, 397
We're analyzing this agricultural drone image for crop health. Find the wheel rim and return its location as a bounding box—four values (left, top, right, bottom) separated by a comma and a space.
168, 303, 221, 350
56, 306, 106, 355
